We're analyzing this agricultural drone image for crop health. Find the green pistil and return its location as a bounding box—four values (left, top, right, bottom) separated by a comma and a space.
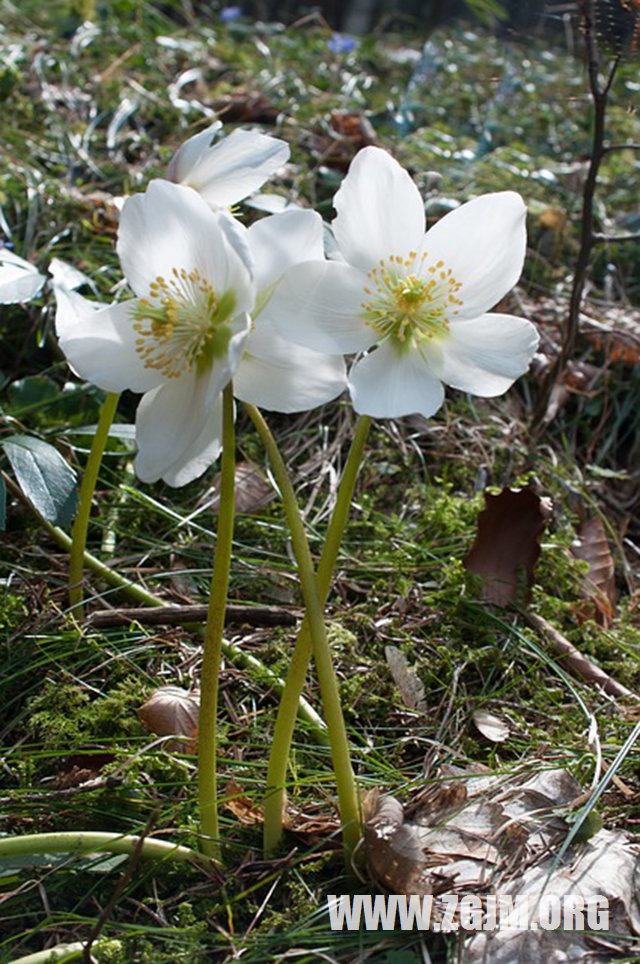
132, 271, 237, 378
361, 253, 463, 349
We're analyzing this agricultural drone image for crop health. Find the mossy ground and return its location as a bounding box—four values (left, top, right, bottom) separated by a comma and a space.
1, 2, 639, 961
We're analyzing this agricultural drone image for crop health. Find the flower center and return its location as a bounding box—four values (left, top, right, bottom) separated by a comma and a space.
132, 267, 236, 379
361, 251, 463, 346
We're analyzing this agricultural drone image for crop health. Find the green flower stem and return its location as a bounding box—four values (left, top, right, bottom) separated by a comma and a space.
263, 415, 371, 855
68, 391, 120, 618
244, 404, 361, 860
7, 942, 108, 964
0, 831, 203, 864
198, 382, 236, 860
2, 474, 326, 737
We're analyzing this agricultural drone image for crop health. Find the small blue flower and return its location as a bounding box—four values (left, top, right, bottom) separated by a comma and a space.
327, 33, 358, 55
220, 5, 242, 23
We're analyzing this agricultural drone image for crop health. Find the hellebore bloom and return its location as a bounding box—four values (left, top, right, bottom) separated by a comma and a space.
167, 124, 290, 212
0, 248, 46, 303
55, 179, 255, 486
269, 147, 539, 419
234, 208, 347, 412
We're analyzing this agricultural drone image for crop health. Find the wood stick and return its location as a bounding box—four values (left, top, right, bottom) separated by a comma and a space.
526, 611, 635, 701
86, 603, 301, 629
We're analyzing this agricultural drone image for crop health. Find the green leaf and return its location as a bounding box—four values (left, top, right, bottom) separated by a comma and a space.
7, 375, 59, 416
1, 434, 78, 527
0, 474, 5, 530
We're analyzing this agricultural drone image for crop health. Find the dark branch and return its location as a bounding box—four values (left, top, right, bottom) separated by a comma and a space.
86, 603, 301, 629
593, 232, 640, 243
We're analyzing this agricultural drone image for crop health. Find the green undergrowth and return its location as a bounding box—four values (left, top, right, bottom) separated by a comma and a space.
2, 410, 639, 959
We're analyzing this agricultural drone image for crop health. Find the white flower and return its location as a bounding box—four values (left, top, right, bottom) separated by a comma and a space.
268, 147, 539, 419
167, 124, 290, 211
233, 208, 347, 412
0, 248, 46, 303
55, 179, 255, 486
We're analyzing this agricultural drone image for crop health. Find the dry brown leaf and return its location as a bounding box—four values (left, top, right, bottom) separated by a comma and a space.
211, 90, 279, 123
463, 487, 551, 606
209, 461, 274, 514
223, 781, 264, 826
364, 766, 640, 961
472, 709, 510, 743
571, 516, 617, 627
385, 645, 426, 711
137, 685, 199, 752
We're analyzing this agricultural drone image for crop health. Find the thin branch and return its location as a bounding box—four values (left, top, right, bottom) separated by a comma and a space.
593, 232, 640, 243
602, 142, 640, 153
86, 603, 300, 629
526, 612, 634, 701
530, 0, 619, 431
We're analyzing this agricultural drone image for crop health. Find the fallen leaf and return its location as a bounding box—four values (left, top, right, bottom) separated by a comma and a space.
571, 516, 617, 627
463, 487, 551, 606
137, 685, 199, 752
208, 461, 274, 514
472, 709, 510, 743
223, 781, 263, 825
364, 765, 640, 961
211, 90, 279, 123
385, 645, 426, 711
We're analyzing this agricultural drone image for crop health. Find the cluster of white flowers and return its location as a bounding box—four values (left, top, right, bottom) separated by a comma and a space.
1, 126, 539, 486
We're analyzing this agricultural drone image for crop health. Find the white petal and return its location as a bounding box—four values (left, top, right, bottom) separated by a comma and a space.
269, 260, 374, 354
247, 209, 324, 292
166, 121, 223, 183
53, 285, 105, 340
349, 340, 445, 418
0, 248, 46, 303
157, 395, 224, 487
234, 319, 346, 412
177, 129, 290, 209
117, 180, 254, 314
48, 257, 93, 292
420, 192, 527, 319
57, 299, 164, 393
135, 370, 222, 484
436, 313, 539, 396
333, 147, 425, 272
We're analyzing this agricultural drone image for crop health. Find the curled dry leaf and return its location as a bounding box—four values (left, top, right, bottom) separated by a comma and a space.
472, 709, 510, 743
570, 516, 617, 627
223, 781, 264, 826
464, 487, 551, 607
364, 766, 640, 961
208, 461, 274, 514
137, 685, 199, 752
385, 645, 427, 711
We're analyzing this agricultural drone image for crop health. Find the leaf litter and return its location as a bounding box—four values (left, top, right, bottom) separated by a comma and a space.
364, 765, 640, 961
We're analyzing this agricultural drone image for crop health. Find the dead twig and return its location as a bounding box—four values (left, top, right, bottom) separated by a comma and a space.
85, 603, 301, 629
526, 611, 634, 701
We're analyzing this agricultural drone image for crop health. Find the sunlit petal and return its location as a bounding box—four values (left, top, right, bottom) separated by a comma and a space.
247, 209, 324, 292
0, 248, 46, 303
269, 260, 374, 354
419, 192, 527, 319
176, 129, 290, 209
57, 299, 163, 394
333, 147, 425, 271
234, 319, 346, 412
436, 313, 540, 395
349, 340, 445, 418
